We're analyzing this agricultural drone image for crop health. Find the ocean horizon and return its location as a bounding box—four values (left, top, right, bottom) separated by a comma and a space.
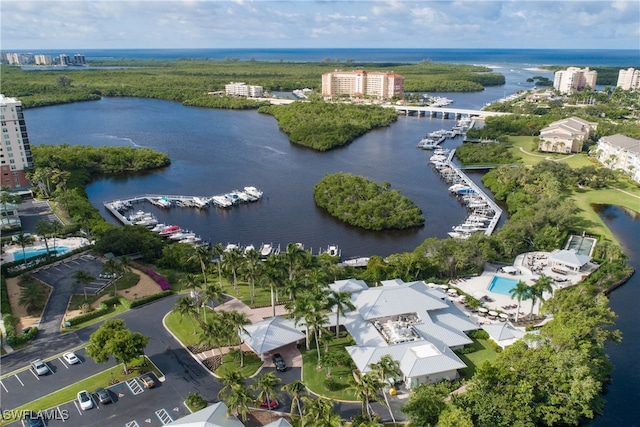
6, 48, 639, 67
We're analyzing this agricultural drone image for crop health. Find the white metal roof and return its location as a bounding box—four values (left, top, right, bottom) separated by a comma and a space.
241, 316, 306, 355
550, 249, 591, 268
352, 281, 448, 320
169, 402, 244, 427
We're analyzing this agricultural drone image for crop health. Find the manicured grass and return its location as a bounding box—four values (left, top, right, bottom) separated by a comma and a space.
1, 356, 159, 425
456, 339, 498, 379
214, 352, 263, 378
508, 136, 594, 168
302, 336, 358, 402
225, 281, 289, 309
164, 309, 206, 347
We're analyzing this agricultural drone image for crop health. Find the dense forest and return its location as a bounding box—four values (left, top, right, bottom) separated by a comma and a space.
258, 101, 398, 151
313, 172, 424, 230
1, 59, 504, 108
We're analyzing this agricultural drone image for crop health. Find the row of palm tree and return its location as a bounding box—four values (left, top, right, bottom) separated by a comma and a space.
508, 274, 554, 321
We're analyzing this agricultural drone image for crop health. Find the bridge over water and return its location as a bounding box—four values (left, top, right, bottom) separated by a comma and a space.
392, 105, 510, 119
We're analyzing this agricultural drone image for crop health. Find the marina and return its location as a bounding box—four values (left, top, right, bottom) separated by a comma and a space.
430, 149, 503, 240
417, 118, 475, 150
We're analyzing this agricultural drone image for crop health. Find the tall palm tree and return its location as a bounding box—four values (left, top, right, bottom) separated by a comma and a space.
280, 242, 308, 281
218, 371, 251, 423
14, 231, 33, 266
327, 290, 355, 339
533, 274, 554, 315
226, 310, 250, 367
34, 220, 53, 258
253, 371, 282, 415
50, 219, 63, 251
211, 243, 225, 287
288, 291, 318, 351
281, 380, 307, 418
264, 255, 287, 317
173, 295, 200, 334
306, 309, 329, 363
18, 281, 47, 315
201, 282, 224, 322
240, 248, 262, 304
188, 245, 212, 286
199, 315, 225, 355
71, 270, 94, 300
221, 247, 243, 292
369, 355, 402, 425
508, 280, 531, 322
351, 370, 383, 422
102, 258, 123, 296
300, 396, 341, 427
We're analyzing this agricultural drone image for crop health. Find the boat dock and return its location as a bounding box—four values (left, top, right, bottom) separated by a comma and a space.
431, 149, 503, 239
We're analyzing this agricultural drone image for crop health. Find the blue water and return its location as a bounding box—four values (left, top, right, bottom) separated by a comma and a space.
487, 276, 519, 296
13, 246, 69, 261
12, 48, 639, 67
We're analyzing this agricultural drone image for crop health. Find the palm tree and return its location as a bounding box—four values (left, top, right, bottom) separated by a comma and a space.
351, 370, 383, 422
369, 355, 402, 425
34, 220, 53, 258
71, 270, 95, 300
288, 291, 318, 351
300, 395, 341, 427
173, 295, 199, 334
281, 380, 307, 417
14, 231, 34, 266
102, 258, 123, 296
18, 281, 47, 315
226, 310, 250, 367
306, 309, 329, 363
327, 290, 355, 339
50, 219, 63, 251
199, 315, 225, 355
280, 242, 308, 281
240, 248, 262, 305
508, 280, 531, 322
264, 254, 286, 317
253, 371, 282, 416
211, 243, 225, 287
533, 274, 554, 315
201, 282, 224, 322
188, 245, 212, 286
221, 247, 243, 292
218, 371, 251, 423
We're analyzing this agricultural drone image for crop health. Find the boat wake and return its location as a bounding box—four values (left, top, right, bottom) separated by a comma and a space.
99, 134, 142, 147
261, 145, 287, 155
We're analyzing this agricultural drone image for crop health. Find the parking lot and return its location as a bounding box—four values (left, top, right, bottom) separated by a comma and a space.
8, 373, 189, 427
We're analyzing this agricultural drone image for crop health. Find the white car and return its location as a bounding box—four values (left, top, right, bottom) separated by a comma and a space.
31, 359, 49, 376
63, 352, 80, 365
77, 390, 94, 410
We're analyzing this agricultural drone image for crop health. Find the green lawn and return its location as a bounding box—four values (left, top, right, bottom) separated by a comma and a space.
214, 352, 263, 378
164, 308, 207, 347
302, 336, 358, 402
508, 136, 594, 168
456, 339, 498, 379
1, 356, 160, 425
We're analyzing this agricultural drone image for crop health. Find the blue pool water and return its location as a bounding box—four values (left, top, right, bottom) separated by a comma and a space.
13, 246, 69, 261
488, 276, 520, 296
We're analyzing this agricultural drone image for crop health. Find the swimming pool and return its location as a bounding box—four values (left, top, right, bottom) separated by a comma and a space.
12, 246, 69, 261
487, 276, 520, 296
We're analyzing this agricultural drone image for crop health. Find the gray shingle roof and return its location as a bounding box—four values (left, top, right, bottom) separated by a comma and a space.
599, 134, 640, 154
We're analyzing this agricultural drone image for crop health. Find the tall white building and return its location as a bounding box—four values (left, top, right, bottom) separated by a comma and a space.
0, 95, 34, 189
617, 68, 640, 91
595, 134, 640, 183
224, 82, 263, 98
321, 70, 404, 99
553, 67, 597, 94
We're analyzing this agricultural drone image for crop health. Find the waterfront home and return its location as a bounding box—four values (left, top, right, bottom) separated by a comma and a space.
538, 117, 598, 154
594, 134, 640, 183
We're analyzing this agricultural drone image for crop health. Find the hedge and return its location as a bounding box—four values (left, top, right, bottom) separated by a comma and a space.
119, 290, 173, 309
65, 297, 120, 327
1, 277, 12, 315
142, 268, 171, 291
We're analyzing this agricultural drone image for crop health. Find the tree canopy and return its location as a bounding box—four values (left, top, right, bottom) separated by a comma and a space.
86, 319, 150, 373
314, 172, 424, 231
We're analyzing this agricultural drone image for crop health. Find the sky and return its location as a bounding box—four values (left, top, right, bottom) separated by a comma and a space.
1, 0, 639, 50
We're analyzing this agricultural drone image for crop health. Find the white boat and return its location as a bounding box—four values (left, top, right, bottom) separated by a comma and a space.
169, 231, 193, 241
260, 243, 273, 257
244, 186, 263, 199
225, 243, 240, 252
433, 148, 450, 156
417, 138, 439, 149
236, 191, 253, 202
244, 244, 256, 254
323, 244, 341, 258
135, 216, 158, 227
150, 223, 167, 233
193, 197, 210, 208
179, 235, 204, 246
128, 210, 149, 222
224, 192, 240, 204
448, 231, 470, 240
154, 197, 172, 208
430, 154, 447, 163
212, 195, 233, 208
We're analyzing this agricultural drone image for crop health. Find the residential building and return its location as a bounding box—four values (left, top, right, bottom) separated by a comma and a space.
59, 54, 71, 66
617, 68, 640, 91
595, 134, 640, 183
34, 54, 54, 65
0, 202, 21, 230
538, 117, 598, 153
321, 70, 404, 99
334, 279, 479, 389
224, 82, 264, 98
0, 95, 34, 189
553, 67, 597, 94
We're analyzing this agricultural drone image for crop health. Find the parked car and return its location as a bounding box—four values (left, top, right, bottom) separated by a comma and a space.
63, 351, 80, 365
23, 411, 44, 427
94, 387, 112, 404
30, 359, 49, 376
77, 390, 94, 410
272, 353, 286, 372
139, 373, 156, 389
259, 398, 278, 410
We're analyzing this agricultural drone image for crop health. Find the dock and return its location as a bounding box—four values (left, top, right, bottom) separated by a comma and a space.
432, 149, 502, 239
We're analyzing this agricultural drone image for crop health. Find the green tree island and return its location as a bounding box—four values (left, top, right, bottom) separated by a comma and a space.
313, 172, 424, 231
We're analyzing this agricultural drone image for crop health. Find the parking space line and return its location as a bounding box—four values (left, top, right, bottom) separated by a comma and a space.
58, 358, 69, 369
73, 400, 82, 415
155, 408, 173, 425
0, 380, 7, 392
14, 373, 24, 386
57, 406, 66, 423
45, 361, 54, 374
125, 378, 144, 395
125, 421, 139, 427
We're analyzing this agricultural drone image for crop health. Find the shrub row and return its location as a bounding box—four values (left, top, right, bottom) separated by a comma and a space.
65, 297, 120, 326
3, 313, 39, 346
142, 268, 171, 291
119, 290, 173, 309
1, 277, 11, 315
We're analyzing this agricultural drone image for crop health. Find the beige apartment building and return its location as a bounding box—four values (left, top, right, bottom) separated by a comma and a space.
225, 82, 264, 98
321, 70, 404, 99
553, 67, 597, 94
0, 95, 33, 189
538, 117, 598, 154
595, 134, 640, 183
617, 68, 640, 91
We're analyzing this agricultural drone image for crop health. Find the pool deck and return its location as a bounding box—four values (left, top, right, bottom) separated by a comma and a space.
0, 237, 90, 264
451, 251, 599, 322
